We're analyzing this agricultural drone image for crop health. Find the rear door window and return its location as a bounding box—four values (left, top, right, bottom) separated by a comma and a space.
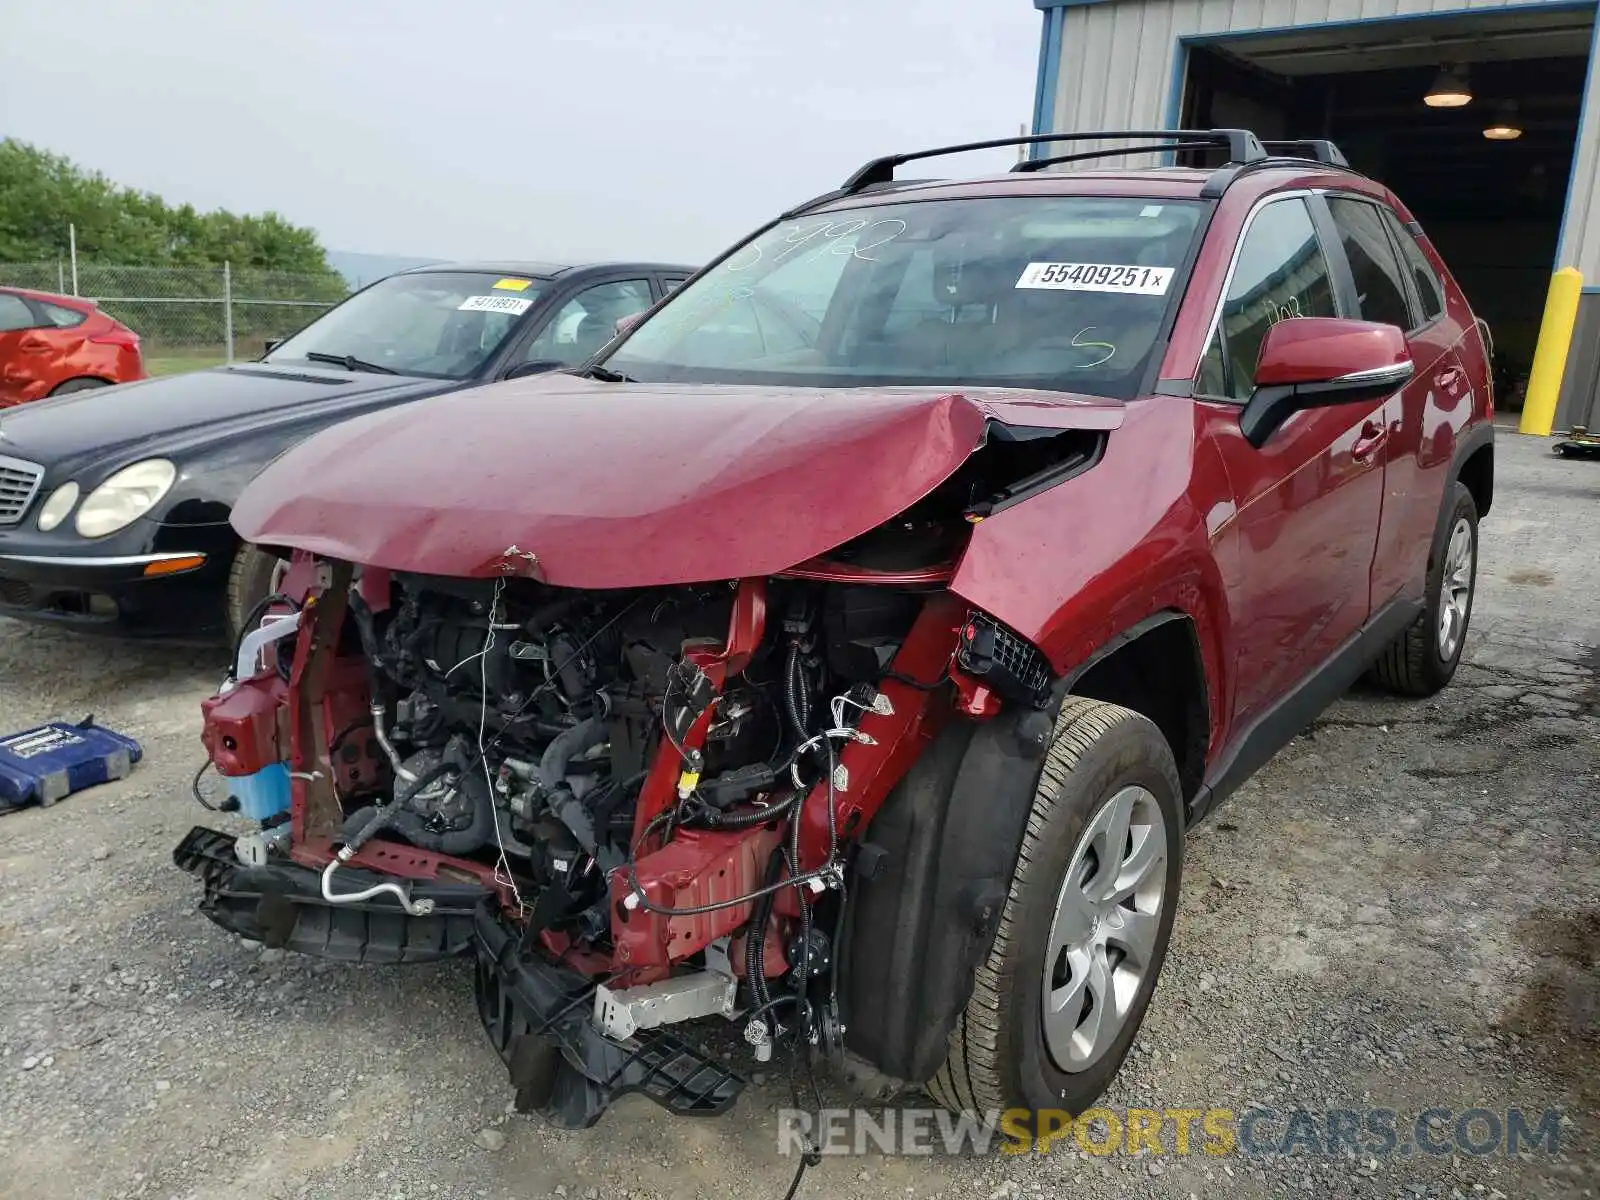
1326, 198, 1413, 331
1197, 197, 1339, 401
520, 279, 654, 366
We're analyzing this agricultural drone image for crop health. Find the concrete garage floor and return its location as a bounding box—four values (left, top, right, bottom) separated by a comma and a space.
0, 433, 1594, 1200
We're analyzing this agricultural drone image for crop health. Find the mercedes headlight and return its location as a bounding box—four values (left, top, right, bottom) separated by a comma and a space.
75, 459, 177, 538
36, 482, 81, 533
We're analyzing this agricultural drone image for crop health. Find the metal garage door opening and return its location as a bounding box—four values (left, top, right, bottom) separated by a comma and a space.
1177, 7, 1594, 412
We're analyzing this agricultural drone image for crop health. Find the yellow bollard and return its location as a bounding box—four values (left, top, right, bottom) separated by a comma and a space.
1520, 266, 1584, 436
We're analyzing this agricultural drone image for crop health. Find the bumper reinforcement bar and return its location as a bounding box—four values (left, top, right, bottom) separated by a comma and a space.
173, 825, 485, 964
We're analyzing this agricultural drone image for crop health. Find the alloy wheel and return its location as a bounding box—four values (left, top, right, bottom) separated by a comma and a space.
1041, 785, 1169, 1072
1437, 516, 1474, 661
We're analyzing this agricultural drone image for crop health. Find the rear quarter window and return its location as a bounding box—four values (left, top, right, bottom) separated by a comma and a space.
40, 302, 88, 329
1379, 209, 1445, 326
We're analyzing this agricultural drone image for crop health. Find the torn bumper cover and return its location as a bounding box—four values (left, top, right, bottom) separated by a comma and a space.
173, 826, 744, 1128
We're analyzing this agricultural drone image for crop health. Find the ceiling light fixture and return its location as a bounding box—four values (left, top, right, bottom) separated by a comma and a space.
1483, 101, 1523, 140
1424, 64, 1472, 108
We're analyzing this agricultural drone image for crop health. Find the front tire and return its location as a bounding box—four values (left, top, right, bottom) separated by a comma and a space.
225, 542, 287, 644
1369, 481, 1479, 697
927, 697, 1183, 1116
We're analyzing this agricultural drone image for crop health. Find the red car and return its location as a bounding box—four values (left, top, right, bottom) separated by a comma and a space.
0, 286, 144, 406
177, 129, 1492, 1138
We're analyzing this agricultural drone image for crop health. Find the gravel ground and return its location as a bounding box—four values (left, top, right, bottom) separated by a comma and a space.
0, 431, 1595, 1200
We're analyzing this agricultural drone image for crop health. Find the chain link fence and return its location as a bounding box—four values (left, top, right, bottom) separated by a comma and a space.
0, 261, 349, 370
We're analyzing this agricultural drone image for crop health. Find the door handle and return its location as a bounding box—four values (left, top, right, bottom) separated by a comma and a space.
1352, 421, 1388, 461
18, 336, 52, 353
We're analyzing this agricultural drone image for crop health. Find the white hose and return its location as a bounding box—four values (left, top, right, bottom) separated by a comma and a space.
320, 852, 435, 915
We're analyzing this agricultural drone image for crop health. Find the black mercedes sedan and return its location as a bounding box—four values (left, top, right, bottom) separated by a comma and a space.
0, 260, 692, 640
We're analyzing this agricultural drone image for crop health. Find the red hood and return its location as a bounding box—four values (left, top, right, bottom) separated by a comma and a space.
230, 375, 1122, 587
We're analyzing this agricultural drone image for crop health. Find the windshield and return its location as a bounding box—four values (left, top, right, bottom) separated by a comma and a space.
267, 271, 544, 379
604, 196, 1202, 398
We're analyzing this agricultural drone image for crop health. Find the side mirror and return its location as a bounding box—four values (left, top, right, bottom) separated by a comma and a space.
1240, 318, 1413, 447
262, 338, 283, 356
614, 312, 645, 337
505, 359, 565, 380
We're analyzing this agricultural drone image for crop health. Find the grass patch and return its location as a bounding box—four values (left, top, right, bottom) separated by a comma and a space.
144, 348, 229, 377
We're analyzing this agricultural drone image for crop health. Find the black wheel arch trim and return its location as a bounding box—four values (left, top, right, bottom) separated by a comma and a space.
842, 688, 1063, 1087
1445, 420, 1494, 529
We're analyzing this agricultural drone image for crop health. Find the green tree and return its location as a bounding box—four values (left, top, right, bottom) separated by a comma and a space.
0, 139, 341, 282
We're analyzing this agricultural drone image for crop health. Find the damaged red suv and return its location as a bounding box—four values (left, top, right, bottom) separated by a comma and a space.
177, 129, 1493, 1132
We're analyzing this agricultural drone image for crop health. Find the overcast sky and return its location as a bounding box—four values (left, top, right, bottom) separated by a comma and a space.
1, 0, 1039, 264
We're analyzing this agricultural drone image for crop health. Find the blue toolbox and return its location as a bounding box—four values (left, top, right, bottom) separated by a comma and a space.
0, 717, 143, 811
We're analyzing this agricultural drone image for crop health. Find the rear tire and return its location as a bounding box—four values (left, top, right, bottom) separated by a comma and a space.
1369, 482, 1478, 697
49, 377, 111, 396
927, 697, 1183, 1117
225, 542, 287, 645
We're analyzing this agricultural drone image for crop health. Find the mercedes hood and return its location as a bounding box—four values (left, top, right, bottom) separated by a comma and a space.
0, 363, 457, 484
230, 374, 1123, 588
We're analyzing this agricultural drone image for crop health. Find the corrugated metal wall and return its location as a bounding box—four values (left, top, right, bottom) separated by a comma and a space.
1047, 0, 1600, 277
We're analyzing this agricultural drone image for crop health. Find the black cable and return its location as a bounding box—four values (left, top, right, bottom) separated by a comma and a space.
327, 714, 374, 756
191, 759, 220, 812
782, 841, 824, 1200
781, 1154, 813, 1200
783, 645, 808, 744
883, 667, 948, 692
691, 791, 800, 830
744, 992, 798, 1025
747, 847, 786, 1013
230, 591, 301, 682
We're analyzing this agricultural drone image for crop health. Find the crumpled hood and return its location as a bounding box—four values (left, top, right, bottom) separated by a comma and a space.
231, 374, 1122, 588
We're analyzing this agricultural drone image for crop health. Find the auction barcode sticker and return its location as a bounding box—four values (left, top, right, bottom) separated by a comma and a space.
1016, 262, 1174, 295
459, 295, 535, 315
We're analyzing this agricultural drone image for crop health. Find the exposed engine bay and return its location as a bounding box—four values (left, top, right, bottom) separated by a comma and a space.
341, 571, 921, 970
178, 548, 1056, 1128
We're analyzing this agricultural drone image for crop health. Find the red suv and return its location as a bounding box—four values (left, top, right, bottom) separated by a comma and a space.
177, 129, 1492, 1134
0, 286, 144, 406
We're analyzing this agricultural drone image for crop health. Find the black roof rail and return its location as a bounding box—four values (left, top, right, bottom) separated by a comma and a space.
1259, 139, 1350, 167
840, 129, 1267, 194
1200, 139, 1359, 198
1011, 140, 1220, 173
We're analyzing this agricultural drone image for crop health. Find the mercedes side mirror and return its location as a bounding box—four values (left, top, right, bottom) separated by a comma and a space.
1240, 318, 1413, 448
614, 312, 645, 337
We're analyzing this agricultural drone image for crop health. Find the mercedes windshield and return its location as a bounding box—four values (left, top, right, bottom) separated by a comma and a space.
267, 271, 545, 380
